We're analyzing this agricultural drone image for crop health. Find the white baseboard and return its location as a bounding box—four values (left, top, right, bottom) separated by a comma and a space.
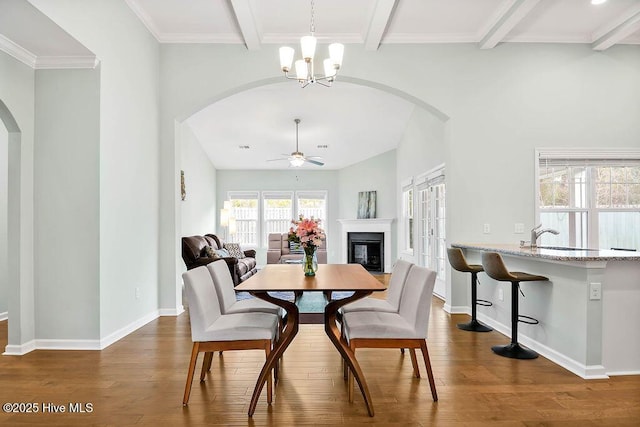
2, 310, 162, 355
0, 311, 7, 321
3, 340, 36, 355
159, 306, 184, 316
477, 313, 609, 380
99, 310, 160, 349
443, 304, 470, 315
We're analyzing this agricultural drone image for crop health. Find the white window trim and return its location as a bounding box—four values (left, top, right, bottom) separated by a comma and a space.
401, 177, 414, 256
535, 147, 640, 248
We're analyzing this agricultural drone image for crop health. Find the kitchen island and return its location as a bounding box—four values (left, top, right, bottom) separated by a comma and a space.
450, 243, 640, 379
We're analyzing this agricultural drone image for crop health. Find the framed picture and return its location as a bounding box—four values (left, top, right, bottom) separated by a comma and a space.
357, 191, 376, 219
181, 170, 186, 201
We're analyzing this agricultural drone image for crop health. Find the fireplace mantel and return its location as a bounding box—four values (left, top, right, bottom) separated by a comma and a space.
337, 218, 395, 273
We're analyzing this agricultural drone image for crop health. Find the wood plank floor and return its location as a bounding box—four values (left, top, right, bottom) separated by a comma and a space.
0, 282, 639, 426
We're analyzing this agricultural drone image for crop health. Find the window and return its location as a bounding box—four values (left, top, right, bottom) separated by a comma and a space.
226, 190, 328, 248
262, 192, 293, 246
228, 192, 259, 246
402, 186, 414, 252
537, 149, 640, 250
296, 191, 327, 226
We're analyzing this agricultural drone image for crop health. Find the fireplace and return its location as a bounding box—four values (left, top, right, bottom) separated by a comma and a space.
338, 218, 394, 273
348, 232, 384, 273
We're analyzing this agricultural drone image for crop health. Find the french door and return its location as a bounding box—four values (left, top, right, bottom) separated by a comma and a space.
418, 178, 446, 298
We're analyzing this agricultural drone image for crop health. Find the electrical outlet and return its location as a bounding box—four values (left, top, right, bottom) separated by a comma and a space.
483, 223, 491, 234
498, 287, 504, 301
135, 287, 141, 300
589, 282, 601, 300
515, 223, 525, 234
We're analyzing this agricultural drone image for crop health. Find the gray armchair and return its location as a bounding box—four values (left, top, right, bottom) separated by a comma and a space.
267, 233, 327, 264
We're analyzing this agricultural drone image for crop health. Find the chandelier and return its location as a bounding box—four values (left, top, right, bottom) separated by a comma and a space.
278, 0, 344, 88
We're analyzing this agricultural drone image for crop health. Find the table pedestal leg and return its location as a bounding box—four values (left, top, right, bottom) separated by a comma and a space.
247, 292, 299, 417
325, 290, 375, 417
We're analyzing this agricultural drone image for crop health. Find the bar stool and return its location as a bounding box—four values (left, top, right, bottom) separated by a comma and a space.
481, 252, 548, 359
447, 248, 493, 332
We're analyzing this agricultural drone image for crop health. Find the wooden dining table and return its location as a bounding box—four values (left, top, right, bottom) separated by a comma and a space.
235, 263, 387, 417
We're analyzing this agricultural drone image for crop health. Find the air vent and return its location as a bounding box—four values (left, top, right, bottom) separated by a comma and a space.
238, 145, 250, 149
317, 144, 328, 149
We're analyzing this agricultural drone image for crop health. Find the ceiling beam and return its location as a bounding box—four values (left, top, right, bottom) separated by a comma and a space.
229, 0, 261, 50
479, 0, 540, 49
592, 4, 640, 51
364, 0, 397, 51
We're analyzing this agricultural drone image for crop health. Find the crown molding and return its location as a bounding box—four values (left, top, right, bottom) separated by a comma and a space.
35, 56, 99, 69
157, 33, 245, 44
0, 34, 36, 68
124, 0, 162, 41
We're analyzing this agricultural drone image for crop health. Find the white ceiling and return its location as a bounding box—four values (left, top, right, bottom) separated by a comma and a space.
2, 0, 640, 169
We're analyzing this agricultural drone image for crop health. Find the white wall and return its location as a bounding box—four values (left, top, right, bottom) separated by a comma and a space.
0, 120, 7, 318
0, 50, 36, 348
216, 169, 340, 265
337, 149, 398, 262
34, 68, 100, 340
395, 106, 447, 264
30, 0, 162, 339
179, 123, 217, 238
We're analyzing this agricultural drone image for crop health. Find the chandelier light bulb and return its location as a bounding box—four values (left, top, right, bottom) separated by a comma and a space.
300, 35, 317, 61
279, 46, 294, 72
295, 60, 307, 81
328, 43, 344, 69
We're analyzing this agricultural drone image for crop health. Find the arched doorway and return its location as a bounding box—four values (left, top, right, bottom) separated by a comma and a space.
0, 99, 25, 354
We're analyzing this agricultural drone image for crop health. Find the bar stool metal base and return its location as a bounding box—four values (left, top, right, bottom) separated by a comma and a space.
457, 319, 493, 332
491, 342, 538, 359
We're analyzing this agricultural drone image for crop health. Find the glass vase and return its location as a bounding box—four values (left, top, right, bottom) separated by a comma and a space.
303, 246, 318, 276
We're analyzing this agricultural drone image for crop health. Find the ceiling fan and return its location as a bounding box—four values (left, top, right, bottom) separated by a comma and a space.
268, 118, 324, 167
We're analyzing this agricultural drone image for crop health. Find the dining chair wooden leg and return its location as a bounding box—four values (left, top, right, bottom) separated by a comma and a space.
419, 340, 438, 402
264, 343, 273, 404
200, 352, 213, 381
183, 343, 200, 405
347, 342, 356, 402
409, 347, 421, 378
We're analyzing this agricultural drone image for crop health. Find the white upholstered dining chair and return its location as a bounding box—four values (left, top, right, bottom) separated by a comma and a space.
341, 265, 438, 403
182, 266, 279, 406
340, 259, 413, 315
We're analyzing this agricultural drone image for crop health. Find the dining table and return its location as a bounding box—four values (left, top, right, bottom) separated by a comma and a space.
234, 263, 387, 417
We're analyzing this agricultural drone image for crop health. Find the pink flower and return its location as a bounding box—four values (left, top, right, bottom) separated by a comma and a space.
291, 216, 325, 248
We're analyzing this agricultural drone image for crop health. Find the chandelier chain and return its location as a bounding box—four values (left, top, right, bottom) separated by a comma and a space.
310, 0, 315, 34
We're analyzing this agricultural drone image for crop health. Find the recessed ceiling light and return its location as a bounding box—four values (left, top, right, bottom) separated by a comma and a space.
591, 0, 607, 5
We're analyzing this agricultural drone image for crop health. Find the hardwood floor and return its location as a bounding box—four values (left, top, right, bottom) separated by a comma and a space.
1, 280, 639, 426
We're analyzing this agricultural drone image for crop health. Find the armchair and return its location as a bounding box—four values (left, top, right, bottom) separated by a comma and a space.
266, 233, 327, 264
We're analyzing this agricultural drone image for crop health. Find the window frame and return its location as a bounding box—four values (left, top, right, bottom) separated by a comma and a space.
535, 148, 640, 249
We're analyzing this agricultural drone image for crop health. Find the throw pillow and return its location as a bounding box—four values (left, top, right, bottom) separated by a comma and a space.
204, 245, 216, 258
224, 242, 245, 259
214, 248, 230, 258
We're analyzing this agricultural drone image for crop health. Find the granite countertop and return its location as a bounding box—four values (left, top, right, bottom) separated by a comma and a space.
450, 243, 640, 262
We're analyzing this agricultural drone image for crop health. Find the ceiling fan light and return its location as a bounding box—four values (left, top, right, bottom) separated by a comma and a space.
295, 60, 307, 81
290, 156, 305, 167
300, 35, 316, 61
279, 46, 295, 72
328, 43, 344, 69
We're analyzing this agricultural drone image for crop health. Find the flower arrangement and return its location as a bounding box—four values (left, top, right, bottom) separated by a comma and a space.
289, 215, 325, 276
289, 215, 325, 249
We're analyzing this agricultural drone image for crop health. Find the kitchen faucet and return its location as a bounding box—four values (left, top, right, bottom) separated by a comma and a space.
530, 224, 560, 248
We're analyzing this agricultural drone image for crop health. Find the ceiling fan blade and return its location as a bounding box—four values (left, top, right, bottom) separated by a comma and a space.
306, 156, 323, 160
266, 158, 288, 162
306, 158, 324, 166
